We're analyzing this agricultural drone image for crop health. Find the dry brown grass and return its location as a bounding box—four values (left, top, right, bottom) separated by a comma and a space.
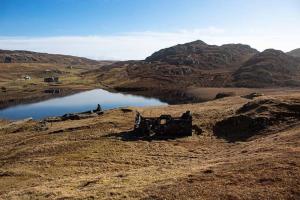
0, 94, 299, 199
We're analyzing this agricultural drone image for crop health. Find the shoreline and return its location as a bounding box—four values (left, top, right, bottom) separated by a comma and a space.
1, 85, 300, 111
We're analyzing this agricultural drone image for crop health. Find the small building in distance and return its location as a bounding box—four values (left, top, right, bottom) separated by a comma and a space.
44, 77, 59, 83
24, 75, 31, 80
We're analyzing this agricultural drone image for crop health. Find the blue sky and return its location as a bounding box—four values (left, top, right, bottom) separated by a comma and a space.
0, 0, 300, 59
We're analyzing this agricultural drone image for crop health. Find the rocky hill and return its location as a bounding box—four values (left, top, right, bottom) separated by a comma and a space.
287, 48, 300, 58
0, 49, 100, 65
93, 41, 300, 98
233, 49, 300, 87
94, 41, 258, 92
145, 40, 258, 70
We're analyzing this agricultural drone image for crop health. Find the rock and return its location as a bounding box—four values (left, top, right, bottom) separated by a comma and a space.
61, 113, 99, 121
215, 92, 236, 99
192, 125, 203, 135
213, 115, 269, 142
44, 104, 103, 122
44, 89, 60, 94
4, 56, 12, 63
213, 98, 300, 142
242, 92, 264, 99
120, 108, 133, 113
1, 87, 6, 92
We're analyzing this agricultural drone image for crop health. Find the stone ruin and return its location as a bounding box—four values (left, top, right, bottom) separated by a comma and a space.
134, 111, 193, 138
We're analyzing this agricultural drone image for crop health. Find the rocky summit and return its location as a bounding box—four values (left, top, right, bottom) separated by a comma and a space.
233, 49, 300, 87
145, 40, 258, 70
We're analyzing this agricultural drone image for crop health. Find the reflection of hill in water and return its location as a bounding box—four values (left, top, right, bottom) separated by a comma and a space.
0, 89, 166, 120
113, 85, 205, 104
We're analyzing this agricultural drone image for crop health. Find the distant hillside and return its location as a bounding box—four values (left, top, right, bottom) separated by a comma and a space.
92, 40, 300, 93
233, 49, 300, 87
0, 50, 100, 65
93, 41, 259, 91
145, 40, 258, 70
287, 48, 300, 58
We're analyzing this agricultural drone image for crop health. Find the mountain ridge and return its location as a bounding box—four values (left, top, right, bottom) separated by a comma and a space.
93, 40, 300, 93
287, 48, 300, 58
145, 40, 258, 70
0, 49, 100, 65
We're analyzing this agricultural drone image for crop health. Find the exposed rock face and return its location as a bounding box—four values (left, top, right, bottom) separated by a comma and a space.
287, 48, 300, 58
145, 40, 258, 69
233, 49, 300, 87
213, 98, 300, 141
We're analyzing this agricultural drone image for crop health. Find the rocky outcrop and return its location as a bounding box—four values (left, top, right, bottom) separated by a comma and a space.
145, 40, 258, 70
233, 49, 300, 87
242, 92, 264, 99
45, 104, 103, 122
213, 98, 300, 141
215, 92, 236, 99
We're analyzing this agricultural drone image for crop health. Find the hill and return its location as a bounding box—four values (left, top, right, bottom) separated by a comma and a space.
1, 42, 300, 108
145, 40, 258, 70
0, 49, 99, 65
0, 50, 114, 109
233, 49, 300, 87
287, 48, 300, 58
93, 41, 258, 91
91, 41, 300, 102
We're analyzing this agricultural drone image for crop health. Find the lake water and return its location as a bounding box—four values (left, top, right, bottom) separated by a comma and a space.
0, 89, 167, 120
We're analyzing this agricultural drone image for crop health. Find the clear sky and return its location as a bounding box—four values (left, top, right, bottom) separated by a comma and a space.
1, 0, 300, 60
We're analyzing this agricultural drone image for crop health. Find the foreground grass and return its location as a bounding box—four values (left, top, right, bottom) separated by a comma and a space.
0, 94, 299, 199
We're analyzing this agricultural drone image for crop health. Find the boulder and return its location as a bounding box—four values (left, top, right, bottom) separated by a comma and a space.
215, 92, 236, 99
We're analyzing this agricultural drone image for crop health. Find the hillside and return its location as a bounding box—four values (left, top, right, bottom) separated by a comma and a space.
0, 93, 299, 199
145, 40, 258, 69
0, 49, 100, 65
1, 42, 300, 108
0, 50, 114, 109
91, 41, 300, 101
233, 49, 300, 87
93, 41, 258, 91
287, 48, 300, 58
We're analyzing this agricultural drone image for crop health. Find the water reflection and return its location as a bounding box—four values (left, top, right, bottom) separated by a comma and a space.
0, 89, 167, 120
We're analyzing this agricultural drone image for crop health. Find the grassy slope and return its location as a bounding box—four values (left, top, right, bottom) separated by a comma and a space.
0, 62, 112, 109
0, 94, 299, 199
